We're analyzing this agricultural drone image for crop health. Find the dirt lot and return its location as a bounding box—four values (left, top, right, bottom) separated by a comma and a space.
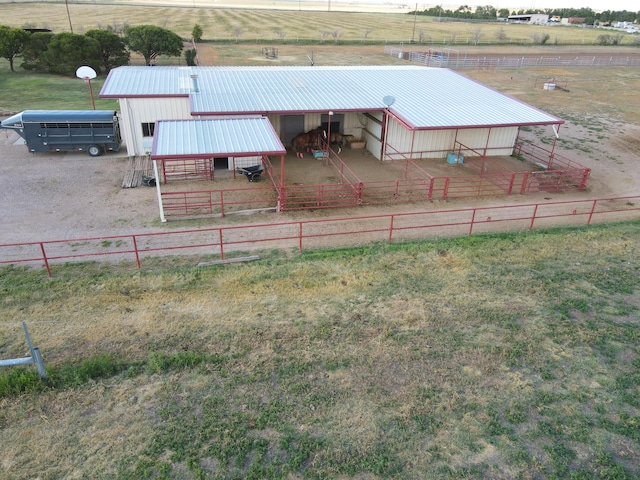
2, 43, 640, 246
1, 110, 640, 247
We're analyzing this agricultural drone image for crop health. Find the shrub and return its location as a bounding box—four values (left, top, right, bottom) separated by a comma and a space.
532, 32, 551, 45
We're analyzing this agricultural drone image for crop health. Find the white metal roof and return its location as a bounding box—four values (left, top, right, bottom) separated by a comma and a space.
101, 65, 562, 130
101, 66, 195, 96
152, 117, 285, 159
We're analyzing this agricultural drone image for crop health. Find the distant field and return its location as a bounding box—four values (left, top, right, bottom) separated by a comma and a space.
0, 2, 636, 46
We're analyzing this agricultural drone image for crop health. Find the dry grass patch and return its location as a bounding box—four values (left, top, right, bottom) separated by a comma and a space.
464, 67, 640, 126
1, 224, 639, 478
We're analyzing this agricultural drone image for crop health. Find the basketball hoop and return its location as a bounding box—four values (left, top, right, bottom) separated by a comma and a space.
75, 66, 97, 110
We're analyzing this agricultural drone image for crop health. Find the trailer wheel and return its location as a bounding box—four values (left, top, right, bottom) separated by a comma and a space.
88, 145, 103, 157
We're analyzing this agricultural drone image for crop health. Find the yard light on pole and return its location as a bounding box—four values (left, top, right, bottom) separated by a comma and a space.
76, 66, 97, 110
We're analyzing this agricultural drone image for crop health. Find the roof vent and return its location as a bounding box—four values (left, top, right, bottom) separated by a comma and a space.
190, 74, 199, 93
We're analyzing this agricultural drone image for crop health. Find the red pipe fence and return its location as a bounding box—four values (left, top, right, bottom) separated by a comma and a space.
1, 196, 639, 276
159, 140, 590, 217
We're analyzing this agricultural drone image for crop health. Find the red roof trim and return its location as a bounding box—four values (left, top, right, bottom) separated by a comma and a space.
190, 108, 387, 116
100, 94, 189, 99
151, 150, 285, 161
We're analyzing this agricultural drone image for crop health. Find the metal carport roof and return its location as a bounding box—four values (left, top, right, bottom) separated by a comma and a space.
151, 117, 286, 160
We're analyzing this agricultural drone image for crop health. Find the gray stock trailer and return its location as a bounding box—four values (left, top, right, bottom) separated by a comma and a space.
0, 110, 121, 157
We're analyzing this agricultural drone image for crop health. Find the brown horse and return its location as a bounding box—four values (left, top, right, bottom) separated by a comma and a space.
291, 128, 326, 158
327, 132, 354, 154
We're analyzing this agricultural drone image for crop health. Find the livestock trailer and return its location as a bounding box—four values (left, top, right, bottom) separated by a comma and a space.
0, 110, 121, 157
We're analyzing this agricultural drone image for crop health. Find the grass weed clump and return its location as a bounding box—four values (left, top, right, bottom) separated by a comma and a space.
0, 223, 639, 478
0, 367, 43, 396
0, 353, 126, 396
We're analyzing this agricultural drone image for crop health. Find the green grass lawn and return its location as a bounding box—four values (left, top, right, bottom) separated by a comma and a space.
0, 63, 118, 112
1, 222, 639, 479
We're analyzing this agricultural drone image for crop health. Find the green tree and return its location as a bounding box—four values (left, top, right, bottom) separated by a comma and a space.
0, 25, 30, 72
474, 5, 497, 19
185, 48, 197, 66
44, 33, 101, 76
21, 31, 53, 72
85, 29, 130, 73
192, 24, 203, 43
124, 25, 183, 66
498, 8, 511, 18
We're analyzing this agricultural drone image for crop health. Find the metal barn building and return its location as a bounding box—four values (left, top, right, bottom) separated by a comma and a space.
99, 65, 563, 163
100, 65, 590, 214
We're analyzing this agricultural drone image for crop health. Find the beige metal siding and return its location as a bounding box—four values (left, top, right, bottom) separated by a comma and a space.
383, 119, 519, 161
385, 119, 458, 160
121, 97, 191, 156
456, 127, 518, 156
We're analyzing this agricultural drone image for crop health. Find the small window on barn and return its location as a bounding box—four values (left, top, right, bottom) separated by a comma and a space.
142, 122, 155, 137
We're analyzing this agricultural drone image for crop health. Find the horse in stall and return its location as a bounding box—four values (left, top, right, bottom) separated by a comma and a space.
291, 128, 326, 158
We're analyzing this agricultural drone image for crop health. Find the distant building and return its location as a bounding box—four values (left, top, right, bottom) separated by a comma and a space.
507, 14, 549, 24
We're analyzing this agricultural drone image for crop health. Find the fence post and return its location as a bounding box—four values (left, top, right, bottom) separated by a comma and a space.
442, 177, 450, 200
469, 208, 477, 235
388, 215, 395, 243
218, 229, 224, 260
299, 222, 304, 252
587, 199, 598, 225
40, 242, 51, 277
132, 235, 141, 269
507, 173, 515, 195
220, 191, 225, 217
518, 172, 528, 195
529, 204, 539, 230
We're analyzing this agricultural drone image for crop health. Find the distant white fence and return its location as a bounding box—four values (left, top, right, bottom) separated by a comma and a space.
385, 46, 640, 69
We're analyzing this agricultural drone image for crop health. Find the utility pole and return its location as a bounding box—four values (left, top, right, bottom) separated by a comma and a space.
412, 3, 418, 42
65, 0, 73, 33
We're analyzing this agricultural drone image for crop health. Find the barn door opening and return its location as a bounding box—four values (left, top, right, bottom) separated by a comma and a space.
214, 157, 229, 170
321, 113, 344, 135
281, 115, 305, 148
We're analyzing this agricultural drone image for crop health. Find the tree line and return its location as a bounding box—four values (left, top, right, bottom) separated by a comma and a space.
0, 24, 198, 75
411, 5, 639, 24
